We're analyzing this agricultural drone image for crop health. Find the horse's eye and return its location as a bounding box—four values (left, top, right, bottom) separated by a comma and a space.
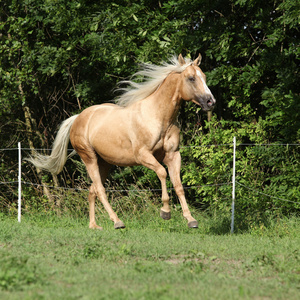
188, 76, 195, 82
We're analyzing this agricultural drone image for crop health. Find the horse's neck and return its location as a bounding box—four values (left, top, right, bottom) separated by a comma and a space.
144, 73, 182, 126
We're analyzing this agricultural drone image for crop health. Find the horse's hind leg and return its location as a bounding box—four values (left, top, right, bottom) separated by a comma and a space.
88, 183, 102, 229
80, 150, 125, 229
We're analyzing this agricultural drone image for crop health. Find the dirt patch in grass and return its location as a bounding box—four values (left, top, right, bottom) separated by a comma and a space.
164, 254, 242, 266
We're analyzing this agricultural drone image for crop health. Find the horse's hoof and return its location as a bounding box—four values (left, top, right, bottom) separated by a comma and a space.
160, 209, 171, 220
114, 221, 126, 229
188, 220, 198, 228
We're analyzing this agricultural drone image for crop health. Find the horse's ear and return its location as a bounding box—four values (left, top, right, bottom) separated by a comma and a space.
193, 53, 202, 66
178, 54, 186, 65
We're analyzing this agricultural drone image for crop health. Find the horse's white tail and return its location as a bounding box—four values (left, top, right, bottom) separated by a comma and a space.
25, 115, 79, 175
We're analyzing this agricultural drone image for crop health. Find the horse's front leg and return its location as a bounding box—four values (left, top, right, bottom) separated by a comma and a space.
136, 150, 171, 220
163, 151, 198, 228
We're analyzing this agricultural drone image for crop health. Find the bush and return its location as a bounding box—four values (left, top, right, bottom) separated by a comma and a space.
179, 116, 300, 223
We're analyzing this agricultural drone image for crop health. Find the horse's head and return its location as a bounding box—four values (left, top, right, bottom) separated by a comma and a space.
178, 54, 216, 111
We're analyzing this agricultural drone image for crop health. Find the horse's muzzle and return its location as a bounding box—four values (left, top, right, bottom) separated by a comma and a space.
193, 94, 216, 111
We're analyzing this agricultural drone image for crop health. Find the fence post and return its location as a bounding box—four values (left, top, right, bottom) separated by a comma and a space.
18, 142, 21, 223
231, 136, 236, 233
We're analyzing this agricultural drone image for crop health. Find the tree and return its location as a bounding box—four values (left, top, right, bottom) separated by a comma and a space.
0, 0, 299, 217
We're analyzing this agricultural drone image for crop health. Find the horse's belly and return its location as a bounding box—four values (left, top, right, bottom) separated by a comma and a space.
93, 139, 138, 167
92, 128, 138, 166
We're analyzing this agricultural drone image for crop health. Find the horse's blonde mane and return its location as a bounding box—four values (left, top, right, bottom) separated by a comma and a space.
115, 56, 193, 107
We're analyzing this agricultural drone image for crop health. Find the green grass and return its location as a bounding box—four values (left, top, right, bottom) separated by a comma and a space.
0, 210, 299, 300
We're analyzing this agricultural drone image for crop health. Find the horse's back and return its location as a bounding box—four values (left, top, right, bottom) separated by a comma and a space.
71, 103, 120, 133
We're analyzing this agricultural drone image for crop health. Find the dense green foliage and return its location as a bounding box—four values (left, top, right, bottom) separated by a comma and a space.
0, 0, 299, 218
0, 213, 299, 299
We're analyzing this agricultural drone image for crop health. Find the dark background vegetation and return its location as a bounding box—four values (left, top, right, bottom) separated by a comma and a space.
0, 0, 299, 226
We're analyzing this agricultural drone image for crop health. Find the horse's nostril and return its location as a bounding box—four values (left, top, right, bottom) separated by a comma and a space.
207, 97, 216, 107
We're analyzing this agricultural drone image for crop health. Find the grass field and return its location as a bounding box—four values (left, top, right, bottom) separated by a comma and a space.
0, 210, 299, 300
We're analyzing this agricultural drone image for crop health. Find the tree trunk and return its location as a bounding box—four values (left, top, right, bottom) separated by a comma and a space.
207, 111, 212, 122
19, 83, 55, 204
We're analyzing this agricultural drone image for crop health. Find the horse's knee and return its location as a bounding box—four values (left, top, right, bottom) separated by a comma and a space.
156, 166, 167, 181
88, 185, 97, 202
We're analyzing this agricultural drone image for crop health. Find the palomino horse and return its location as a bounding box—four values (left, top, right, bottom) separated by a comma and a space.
27, 54, 216, 229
